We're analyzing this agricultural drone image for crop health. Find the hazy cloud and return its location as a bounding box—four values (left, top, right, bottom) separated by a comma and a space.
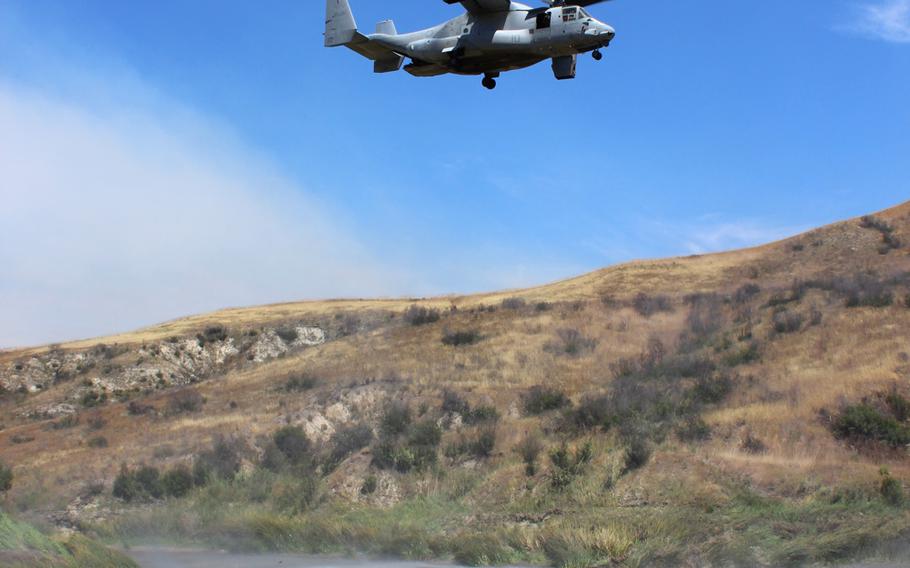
649, 217, 804, 256
850, 0, 910, 43
0, 83, 406, 347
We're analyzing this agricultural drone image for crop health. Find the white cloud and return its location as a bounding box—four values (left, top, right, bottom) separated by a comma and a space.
0, 83, 407, 347
851, 0, 910, 43
648, 217, 805, 256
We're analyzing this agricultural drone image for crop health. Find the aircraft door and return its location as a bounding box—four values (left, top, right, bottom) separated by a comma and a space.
534, 9, 552, 45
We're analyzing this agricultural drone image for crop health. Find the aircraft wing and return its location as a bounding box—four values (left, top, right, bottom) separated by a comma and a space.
444, 0, 512, 14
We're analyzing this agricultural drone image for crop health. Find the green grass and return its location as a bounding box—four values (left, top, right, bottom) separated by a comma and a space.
0, 510, 136, 568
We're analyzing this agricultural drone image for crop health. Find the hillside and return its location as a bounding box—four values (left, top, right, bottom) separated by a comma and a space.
1, 201, 909, 567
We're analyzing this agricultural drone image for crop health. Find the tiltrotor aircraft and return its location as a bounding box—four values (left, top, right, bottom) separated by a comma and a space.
324, 0, 616, 89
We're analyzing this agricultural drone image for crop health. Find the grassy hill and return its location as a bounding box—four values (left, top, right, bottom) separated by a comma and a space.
1, 201, 909, 567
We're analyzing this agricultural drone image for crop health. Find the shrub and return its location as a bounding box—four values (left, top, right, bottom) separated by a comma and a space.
772, 309, 803, 334
723, 342, 760, 367
740, 430, 768, 454
464, 405, 499, 425
361, 474, 378, 495
686, 293, 724, 339
690, 374, 734, 405
633, 293, 673, 317
165, 388, 205, 414
271, 476, 319, 514
549, 441, 593, 490
677, 416, 711, 442
546, 328, 596, 357
113, 464, 162, 502
161, 465, 194, 498
273, 426, 312, 467
325, 422, 373, 470
442, 330, 481, 347
839, 274, 894, 308
515, 433, 544, 476
501, 297, 526, 310
380, 401, 412, 436
275, 327, 299, 343
879, 468, 904, 507
112, 465, 140, 502
194, 435, 244, 483
860, 215, 894, 234
567, 395, 612, 431
127, 401, 154, 416
408, 420, 443, 448
284, 373, 318, 392
441, 390, 470, 415
49, 415, 80, 430
733, 283, 761, 304
197, 325, 228, 345
522, 386, 570, 415
832, 404, 910, 448
535, 302, 552, 312
0, 462, 12, 493
81, 390, 108, 408
623, 436, 651, 473
469, 425, 497, 458
403, 305, 440, 326
886, 391, 910, 422
87, 436, 108, 448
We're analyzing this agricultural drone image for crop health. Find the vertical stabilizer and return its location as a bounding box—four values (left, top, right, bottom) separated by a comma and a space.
375, 20, 397, 35
325, 0, 357, 47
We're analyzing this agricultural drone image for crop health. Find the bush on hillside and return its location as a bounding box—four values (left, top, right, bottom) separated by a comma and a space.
324, 422, 373, 471
832, 404, 910, 448
879, 468, 904, 507
285, 373, 318, 392
772, 309, 803, 334
522, 386, 570, 415
380, 400, 412, 436
272, 426, 312, 468
515, 433, 544, 476
442, 330, 482, 347
161, 465, 194, 498
165, 388, 205, 414
113, 464, 163, 502
633, 293, 673, 317
441, 390, 470, 415
733, 283, 761, 304
403, 305, 441, 326
501, 297, 527, 310
0, 461, 12, 494
194, 435, 244, 484
549, 442, 593, 490
545, 328, 596, 357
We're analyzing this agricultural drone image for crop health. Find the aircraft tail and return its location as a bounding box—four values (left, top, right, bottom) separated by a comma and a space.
325, 0, 358, 47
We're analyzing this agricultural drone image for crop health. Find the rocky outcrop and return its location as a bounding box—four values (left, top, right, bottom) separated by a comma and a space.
1, 323, 328, 413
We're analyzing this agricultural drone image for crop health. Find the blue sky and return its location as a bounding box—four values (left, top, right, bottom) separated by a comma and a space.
1, 0, 908, 346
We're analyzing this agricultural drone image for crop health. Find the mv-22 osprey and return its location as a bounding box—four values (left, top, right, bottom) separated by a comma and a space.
324, 0, 616, 89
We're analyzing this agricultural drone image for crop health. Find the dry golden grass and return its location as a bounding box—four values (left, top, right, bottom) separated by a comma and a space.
1, 200, 909, 532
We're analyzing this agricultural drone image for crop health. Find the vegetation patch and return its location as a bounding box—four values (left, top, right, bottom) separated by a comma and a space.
441, 330, 481, 347
403, 305, 441, 326
831, 403, 910, 448
522, 385, 571, 415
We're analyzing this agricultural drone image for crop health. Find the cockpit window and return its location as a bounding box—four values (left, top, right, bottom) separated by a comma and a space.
579, 8, 591, 18
563, 7, 577, 22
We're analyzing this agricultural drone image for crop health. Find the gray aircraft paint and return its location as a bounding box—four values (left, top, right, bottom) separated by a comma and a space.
324, 0, 615, 88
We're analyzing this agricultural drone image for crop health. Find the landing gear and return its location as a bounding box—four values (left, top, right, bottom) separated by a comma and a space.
482, 75, 497, 90
592, 49, 603, 61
